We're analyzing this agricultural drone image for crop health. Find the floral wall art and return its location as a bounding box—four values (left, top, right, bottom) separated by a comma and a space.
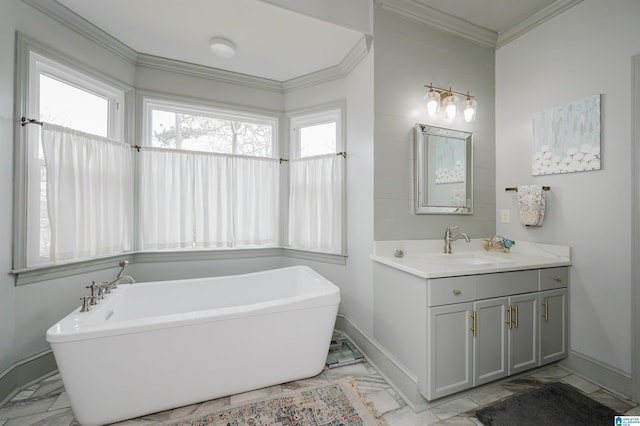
531, 94, 601, 175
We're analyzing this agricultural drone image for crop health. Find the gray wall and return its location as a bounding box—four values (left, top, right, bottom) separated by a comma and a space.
495, 0, 640, 393
373, 8, 496, 241
0, 0, 375, 402
1, 0, 137, 398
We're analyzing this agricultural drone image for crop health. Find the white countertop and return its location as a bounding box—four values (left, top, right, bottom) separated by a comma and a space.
370, 239, 571, 279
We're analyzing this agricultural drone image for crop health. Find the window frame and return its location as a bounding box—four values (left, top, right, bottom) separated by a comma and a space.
290, 108, 343, 159
287, 104, 347, 255
142, 97, 279, 157
13, 34, 130, 271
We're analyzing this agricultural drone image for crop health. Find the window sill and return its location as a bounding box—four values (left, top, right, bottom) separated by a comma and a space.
12, 247, 347, 285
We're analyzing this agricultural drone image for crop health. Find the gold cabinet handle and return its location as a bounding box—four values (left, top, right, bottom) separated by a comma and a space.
514, 304, 519, 328
453, 289, 462, 295
505, 306, 512, 329
552, 277, 563, 283
542, 299, 549, 321
471, 311, 477, 336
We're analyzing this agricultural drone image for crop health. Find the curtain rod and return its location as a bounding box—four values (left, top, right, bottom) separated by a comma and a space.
21, 117, 348, 160
505, 186, 551, 191
21, 116, 43, 126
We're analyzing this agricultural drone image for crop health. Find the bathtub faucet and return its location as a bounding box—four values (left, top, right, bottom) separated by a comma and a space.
100, 275, 136, 293
117, 259, 130, 278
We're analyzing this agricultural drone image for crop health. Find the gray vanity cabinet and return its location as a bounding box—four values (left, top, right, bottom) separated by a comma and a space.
373, 262, 569, 403
473, 297, 508, 387
427, 302, 474, 399
507, 293, 539, 375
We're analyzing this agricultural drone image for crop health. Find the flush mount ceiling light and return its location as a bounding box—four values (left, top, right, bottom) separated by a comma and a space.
424, 83, 477, 122
209, 37, 236, 58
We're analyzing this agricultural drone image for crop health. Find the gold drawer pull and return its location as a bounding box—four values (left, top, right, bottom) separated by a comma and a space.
471, 311, 477, 336
452, 289, 462, 295
542, 299, 549, 321
552, 277, 563, 283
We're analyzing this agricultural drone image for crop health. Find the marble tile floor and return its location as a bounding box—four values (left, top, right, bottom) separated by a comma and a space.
1, 362, 638, 426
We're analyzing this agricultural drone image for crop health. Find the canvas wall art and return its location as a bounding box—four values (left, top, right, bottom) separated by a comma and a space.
531, 94, 601, 176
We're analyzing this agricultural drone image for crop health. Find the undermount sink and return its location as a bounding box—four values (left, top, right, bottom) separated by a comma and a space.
444, 253, 514, 265
427, 253, 515, 265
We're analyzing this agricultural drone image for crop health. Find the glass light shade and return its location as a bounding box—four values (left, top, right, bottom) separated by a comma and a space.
463, 98, 477, 122
443, 95, 459, 120
425, 91, 440, 116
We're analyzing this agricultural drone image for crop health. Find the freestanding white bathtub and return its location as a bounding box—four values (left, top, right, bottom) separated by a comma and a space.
46, 266, 340, 426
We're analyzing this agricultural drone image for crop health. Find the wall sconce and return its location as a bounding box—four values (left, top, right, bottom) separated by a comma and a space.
424, 83, 477, 122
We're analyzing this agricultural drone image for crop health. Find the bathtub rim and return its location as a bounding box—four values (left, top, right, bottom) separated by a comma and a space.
46, 265, 340, 344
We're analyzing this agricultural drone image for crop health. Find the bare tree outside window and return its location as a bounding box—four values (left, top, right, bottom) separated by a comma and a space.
152, 110, 273, 157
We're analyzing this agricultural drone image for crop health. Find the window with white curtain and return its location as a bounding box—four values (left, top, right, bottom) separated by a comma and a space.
23, 52, 128, 267
288, 108, 345, 254
140, 99, 280, 250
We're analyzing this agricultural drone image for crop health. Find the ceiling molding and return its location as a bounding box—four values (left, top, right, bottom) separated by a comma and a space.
22, 0, 138, 63
283, 35, 372, 92
377, 0, 583, 50
135, 54, 285, 93
378, 0, 498, 49
496, 0, 584, 48
22, 0, 370, 94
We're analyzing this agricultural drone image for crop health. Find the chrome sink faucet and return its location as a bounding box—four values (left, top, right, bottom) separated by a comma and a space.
444, 226, 470, 254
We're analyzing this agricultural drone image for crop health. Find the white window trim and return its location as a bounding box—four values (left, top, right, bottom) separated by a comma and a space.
287, 103, 347, 255
290, 108, 343, 159
13, 33, 132, 271
141, 96, 279, 156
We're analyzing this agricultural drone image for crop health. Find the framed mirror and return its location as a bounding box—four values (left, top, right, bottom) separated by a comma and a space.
415, 123, 473, 214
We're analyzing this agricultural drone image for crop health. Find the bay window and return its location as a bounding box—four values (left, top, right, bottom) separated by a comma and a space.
14, 36, 345, 279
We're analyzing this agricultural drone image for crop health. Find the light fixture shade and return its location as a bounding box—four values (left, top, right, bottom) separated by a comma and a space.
463, 98, 477, 122
425, 90, 441, 116
209, 37, 236, 58
443, 94, 459, 120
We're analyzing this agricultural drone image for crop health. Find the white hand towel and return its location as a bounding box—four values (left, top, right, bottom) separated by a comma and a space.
518, 185, 545, 226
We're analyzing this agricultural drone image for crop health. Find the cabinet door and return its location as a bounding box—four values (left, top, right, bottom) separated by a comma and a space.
540, 289, 568, 364
473, 297, 508, 386
508, 293, 539, 375
425, 303, 473, 400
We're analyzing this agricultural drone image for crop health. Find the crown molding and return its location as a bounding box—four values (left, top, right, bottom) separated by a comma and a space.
496, 0, 584, 48
378, 0, 498, 49
377, 0, 583, 50
283, 35, 372, 92
22, 0, 138, 63
135, 54, 285, 93
22, 0, 370, 93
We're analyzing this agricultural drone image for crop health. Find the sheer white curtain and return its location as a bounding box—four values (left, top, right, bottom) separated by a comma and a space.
288, 154, 343, 253
139, 148, 195, 249
140, 149, 280, 249
41, 123, 133, 262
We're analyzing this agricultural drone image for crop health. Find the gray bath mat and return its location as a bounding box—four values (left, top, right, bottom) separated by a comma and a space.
475, 382, 617, 426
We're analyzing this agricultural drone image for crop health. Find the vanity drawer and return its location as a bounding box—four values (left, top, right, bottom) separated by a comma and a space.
475, 270, 538, 299
540, 267, 569, 290
428, 276, 475, 306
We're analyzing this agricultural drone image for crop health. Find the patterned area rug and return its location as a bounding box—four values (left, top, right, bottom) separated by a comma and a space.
475, 381, 617, 426
158, 377, 384, 426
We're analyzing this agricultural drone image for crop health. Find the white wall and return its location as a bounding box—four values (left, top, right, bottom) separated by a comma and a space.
496, 0, 640, 386
374, 8, 496, 241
